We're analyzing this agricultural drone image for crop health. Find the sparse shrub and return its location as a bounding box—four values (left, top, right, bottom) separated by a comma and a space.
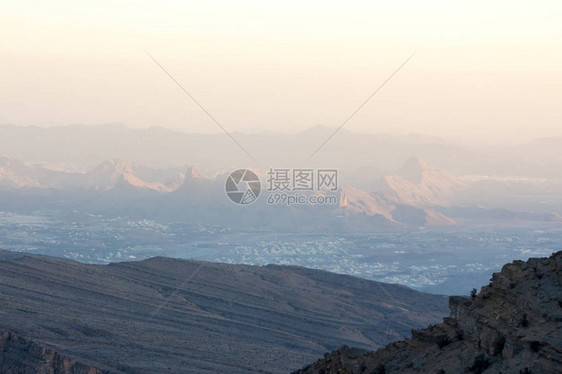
437, 370, 446, 374
520, 368, 531, 374
470, 288, 477, 299
529, 340, 541, 352
436, 335, 451, 348
520, 314, 529, 327
374, 363, 386, 374
468, 353, 490, 373
492, 335, 506, 356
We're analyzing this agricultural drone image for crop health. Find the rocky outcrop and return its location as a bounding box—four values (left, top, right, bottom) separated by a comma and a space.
0, 331, 109, 374
295, 251, 562, 373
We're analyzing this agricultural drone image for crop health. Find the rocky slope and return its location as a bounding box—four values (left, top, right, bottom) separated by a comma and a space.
295, 251, 562, 373
0, 249, 448, 373
0, 331, 109, 374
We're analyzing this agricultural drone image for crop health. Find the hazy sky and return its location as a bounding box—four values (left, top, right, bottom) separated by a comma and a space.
1, 0, 561, 143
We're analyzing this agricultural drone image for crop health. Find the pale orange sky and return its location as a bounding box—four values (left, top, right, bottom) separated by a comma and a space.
1, 0, 561, 143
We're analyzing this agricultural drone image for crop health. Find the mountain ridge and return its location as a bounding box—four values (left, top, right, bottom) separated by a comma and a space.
0, 250, 448, 373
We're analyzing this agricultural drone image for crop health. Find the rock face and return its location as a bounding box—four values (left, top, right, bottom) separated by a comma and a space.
0, 331, 107, 374
294, 251, 562, 374
0, 251, 448, 373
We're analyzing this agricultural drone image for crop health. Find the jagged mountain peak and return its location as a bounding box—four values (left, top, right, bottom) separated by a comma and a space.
92, 158, 139, 174
183, 165, 207, 180
396, 157, 432, 184
85, 159, 184, 192
380, 157, 463, 207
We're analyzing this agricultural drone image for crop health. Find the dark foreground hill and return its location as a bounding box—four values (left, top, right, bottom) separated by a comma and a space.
295, 251, 562, 374
0, 249, 448, 373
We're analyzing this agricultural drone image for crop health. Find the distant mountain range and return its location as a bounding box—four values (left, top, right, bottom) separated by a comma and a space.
0, 249, 448, 373
1, 154, 561, 231
295, 251, 562, 373
3, 123, 562, 178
